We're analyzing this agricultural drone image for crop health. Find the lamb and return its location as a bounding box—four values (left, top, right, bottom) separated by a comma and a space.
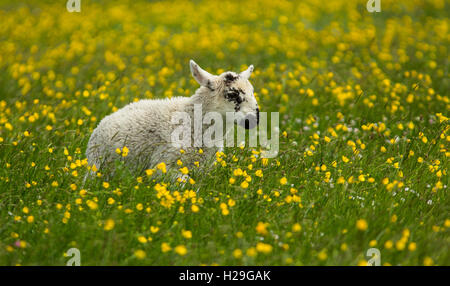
85, 60, 259, 176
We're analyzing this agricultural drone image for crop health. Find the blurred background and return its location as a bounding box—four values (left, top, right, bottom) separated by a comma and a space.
0, 0, 448, 266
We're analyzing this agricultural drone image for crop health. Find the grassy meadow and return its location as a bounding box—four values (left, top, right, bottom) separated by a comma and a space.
0, 0, 449, 265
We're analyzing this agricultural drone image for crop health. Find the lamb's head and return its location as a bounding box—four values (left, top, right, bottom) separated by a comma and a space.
190, 60, 259, 129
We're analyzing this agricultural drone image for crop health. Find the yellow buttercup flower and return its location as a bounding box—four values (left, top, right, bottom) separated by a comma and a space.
356, 219, 368, 231
156, 162, 167, 173
233, 249, 243, 259
292, 223, 302, 232
104, 219, 115, 231
174, 245, 187, 256
256, 222, 269, 235
134, 250, 146, 259
161, 243, 171, 253
256, 242, 273, 254
182, 230, 192, 239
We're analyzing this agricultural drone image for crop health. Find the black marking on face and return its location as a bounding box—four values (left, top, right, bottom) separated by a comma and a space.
224, 73, 239, 85
225, 87, 245, 112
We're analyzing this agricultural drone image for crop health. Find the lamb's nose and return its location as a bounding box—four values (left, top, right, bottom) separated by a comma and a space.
240, 113, 258, 129
244, 119, 250, 129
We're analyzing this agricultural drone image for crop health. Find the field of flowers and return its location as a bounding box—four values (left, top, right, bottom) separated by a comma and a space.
0, 0, 448, 266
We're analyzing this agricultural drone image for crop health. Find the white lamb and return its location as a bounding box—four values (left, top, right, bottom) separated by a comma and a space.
86, 60, 259, 176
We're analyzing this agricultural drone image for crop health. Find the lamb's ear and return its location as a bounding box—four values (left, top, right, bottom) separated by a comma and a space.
190, 60, 216, 87
240, 65, 254, 80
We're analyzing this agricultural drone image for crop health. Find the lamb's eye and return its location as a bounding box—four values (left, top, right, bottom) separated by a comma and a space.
226, 90, 242, 102
227, 91, 239, 98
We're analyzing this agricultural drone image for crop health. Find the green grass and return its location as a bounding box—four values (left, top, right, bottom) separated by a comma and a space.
0, 0, 448, 265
